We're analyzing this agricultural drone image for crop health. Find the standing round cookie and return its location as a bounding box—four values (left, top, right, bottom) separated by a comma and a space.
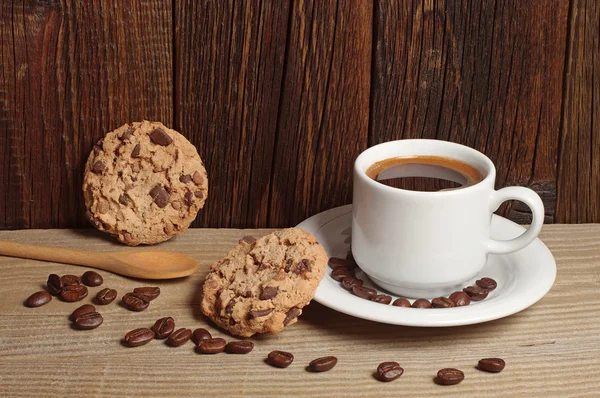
83, 121, 208, 246
201, 228, 328, 337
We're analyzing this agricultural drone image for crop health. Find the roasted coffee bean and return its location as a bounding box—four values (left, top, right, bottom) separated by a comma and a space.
412, 298, 432, 308
436, 368, 464, 385
372, 294, 392, 305
331, 267, 354, 281
392, 298, 411, 308
328, 257, 351, 269
260, 286, 279, 300
25, 291, 52, 308
74, 312, 103, 330
149, 185, 169, 208
61, 275, 81, 286
377, 362, 404, 382
191, 328, 212, 345
283, 307, 301, 326
267, 350, 294, 368
197, 338, 227, 354
60, 285, 88, 302
239, 235, 256, 245
95, 288, 117, 304
478, 358, 505, 373
69, 304, 96, 321
81, 271, 103, 287
166, 328, 192, 347
432, 297, 455, 308
342, 276, 363, 291
309, 356, 337, 372
133, 286, 161, 301
249, 308, 274, 319
121, 293, 149, 311
345, 251, 358, 268
352, 286, 377, 300
476, 277, 497, 291
463, 285, 489, 301
225, 340, 254, 354
149, 128, 173, 146
46, 274, 62, 296
151, 317, 175, 339
123, 328, 155, 347
449, 291, 471, 307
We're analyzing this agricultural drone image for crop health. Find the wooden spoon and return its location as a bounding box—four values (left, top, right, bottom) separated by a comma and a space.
0, 240, 199, 279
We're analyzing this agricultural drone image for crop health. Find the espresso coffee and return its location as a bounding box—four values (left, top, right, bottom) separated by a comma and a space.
365, 155, 483, 192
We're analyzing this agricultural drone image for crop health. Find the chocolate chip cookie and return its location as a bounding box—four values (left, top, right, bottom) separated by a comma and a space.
83, 121, 208, 246
201, 228, 328, 337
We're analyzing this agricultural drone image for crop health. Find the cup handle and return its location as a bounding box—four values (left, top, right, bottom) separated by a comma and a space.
487, 187, 545, 254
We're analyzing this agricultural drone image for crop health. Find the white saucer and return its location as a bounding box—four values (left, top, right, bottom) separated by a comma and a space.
297, 205, 556, 327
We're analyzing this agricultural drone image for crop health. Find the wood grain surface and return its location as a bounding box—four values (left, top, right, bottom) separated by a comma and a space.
1, 0, 598, 228
0, 227, 599, 397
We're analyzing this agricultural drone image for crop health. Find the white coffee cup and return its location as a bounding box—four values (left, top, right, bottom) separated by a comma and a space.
351, 139, 544, 298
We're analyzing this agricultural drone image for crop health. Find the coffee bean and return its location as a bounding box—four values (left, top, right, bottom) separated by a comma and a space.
179, 174, 192, 183
476, 277, 497, 291
197, 338, 227, 354
81, 270, 103, 287
463, 285, 489, 301
47, 274, 62, 296
61, 275, 81, 286
92, 160, 105, 173
377, 362, 404, 382
166, 328, 192, 347
123, 328, 155, 347
352, 286, 377, 300
309, 356, 337, 372
259, 286, 279, 300
95, 288, 117, 305
150, 128, 173, 146
151, 317, 175, 339
225, 340, 254, 354
283, 307, 301, 326
392, 298, 411, 308
191, 328, 212, 345
149, 185, 170, 208
432, 297, 455, 308
328, 257, 351, 269
342, 276, 363, 291
133, 286, 161, 301
239, 235, 257, 245
267, 350, 294, 368
449, 291, 471, 306
478, 358, 505, 373
121, 293, 149, 311
372, 294, 392, 305
436, 368, 464, 385
25, 291, 52, 308
131, 143, 141, 157
412, 298, 432, 308
249, 308, 274, 319
60, 285, 88, 302
74, 312, 103, 330
331, 267, 354, 281
69, 304, 96, 321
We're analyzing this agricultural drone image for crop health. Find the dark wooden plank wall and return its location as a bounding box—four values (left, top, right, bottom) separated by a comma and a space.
0, 0, 597, 229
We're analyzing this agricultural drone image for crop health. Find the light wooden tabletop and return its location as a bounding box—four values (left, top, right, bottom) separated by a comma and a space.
1, 226, 599, 397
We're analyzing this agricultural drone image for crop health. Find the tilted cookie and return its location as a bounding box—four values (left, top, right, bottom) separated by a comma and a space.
83, 121, 208, 246
201, 228, 328, 337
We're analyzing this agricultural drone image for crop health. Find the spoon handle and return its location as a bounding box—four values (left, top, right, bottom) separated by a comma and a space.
0, 240, 106, 268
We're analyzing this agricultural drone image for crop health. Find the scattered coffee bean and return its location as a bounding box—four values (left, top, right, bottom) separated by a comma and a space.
259, 286, 279, 300
377, 362, 404, 382
149, 185, 169, 208
267, 350, 294, 368
69, 304, 96, 321
197, 338, 227, 354
283, 307, 301, 326
166, 328, 192, 347
123, 328, 155, 347
392, 298, 411, 308
436, 368, 464, 385
449, 291, 471, 307
309, 356, 338, 372
331, 267, 355, 281
121, 293, 149, 311
61, 275, 81, 286
191, 328, 212, 345
372, 294, 392, 305
412, 298, 432, 308
81, 271, 103, 287
432, 297, 455, 308
463, 285, 489, 301
46, 274, 63, 296
352, 285, 377, 300
149, 128, 173, 146
151, 317, 175, 339
60, 285, 88, 302
476, 277, 497, 291
25, 291, 52, 308
74, 312, 103, 330
328, 257, 351, 269
342, 276, 363, 291
95, 288, 117, 305
133, 286, 161, 301
225, 341, 254, 354
478, 358, 505, 373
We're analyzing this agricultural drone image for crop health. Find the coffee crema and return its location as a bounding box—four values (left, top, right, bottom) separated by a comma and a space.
365, 155, 483, 192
